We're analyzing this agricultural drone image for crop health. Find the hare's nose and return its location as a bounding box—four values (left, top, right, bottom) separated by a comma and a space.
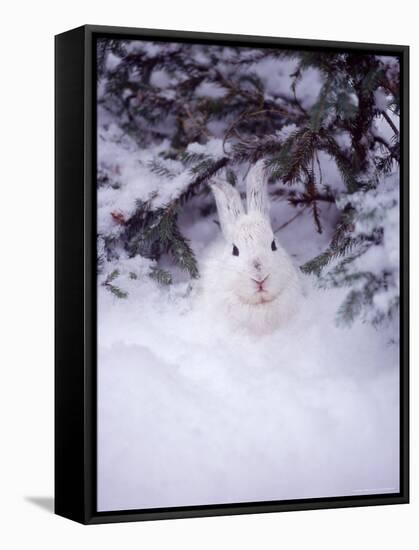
253, 260, 262, 271
252, 274, 270, 286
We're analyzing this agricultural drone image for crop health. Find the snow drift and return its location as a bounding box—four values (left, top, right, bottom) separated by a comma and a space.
97, 262, 399, 511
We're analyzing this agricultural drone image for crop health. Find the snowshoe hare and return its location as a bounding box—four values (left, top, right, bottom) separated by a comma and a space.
199, 161, 301, 335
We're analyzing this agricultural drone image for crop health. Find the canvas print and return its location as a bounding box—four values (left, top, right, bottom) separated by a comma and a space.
96, 38, 401, 512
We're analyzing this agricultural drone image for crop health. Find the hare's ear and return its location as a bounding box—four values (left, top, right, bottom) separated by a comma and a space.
246, 160, 270, 217
210, 180, 244, 240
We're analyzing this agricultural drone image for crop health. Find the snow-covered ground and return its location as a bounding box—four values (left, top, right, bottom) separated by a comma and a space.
97, 197, 399, 511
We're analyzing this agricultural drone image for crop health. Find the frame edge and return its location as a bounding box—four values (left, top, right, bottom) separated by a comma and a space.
55, 25, 89, 525
55, 24, 409, 525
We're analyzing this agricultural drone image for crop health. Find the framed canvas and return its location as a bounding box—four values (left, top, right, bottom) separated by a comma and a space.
55, 24, 409, 524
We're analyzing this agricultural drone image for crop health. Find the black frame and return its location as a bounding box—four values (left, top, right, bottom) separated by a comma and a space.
55, 24, 409, 524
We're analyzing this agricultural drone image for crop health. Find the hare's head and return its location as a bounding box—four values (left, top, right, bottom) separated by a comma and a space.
210, 161, 292, 307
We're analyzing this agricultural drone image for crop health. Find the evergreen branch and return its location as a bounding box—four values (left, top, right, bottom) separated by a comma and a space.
149, 266, 173, 285
178, 151, 211, 166
274, 208, 305, 233
320, 132, 360, 193
148, 159, 178, 179
271, 127, 319, 185
336, 289, 364, 326
176, 156, 229, 206
300, 207, 357, 275
310, 78, 332, 131
102, 269, 128, 299
305, 167, 323, 234
382, 111, 399, 136
231, 135, 282, 164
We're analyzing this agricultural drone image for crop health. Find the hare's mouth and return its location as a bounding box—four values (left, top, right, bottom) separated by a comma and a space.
255, 295, 276, 305
238, 293, 277, 306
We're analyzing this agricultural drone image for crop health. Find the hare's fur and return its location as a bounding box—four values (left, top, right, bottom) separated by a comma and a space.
198, 161, 301, 335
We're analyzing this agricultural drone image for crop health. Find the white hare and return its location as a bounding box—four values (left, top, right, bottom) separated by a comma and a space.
199, 161, 301, 335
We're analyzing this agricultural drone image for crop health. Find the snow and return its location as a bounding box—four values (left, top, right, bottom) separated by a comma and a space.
373, 111, 399, 143
251, 58, 324, 110
340, 173, 399, 271
96, 41, 400, 512
295, 67, 324, 109
105, 52, 122, 72
97, 264, 399, 511
374, 88, 389, 112
149, 69, 172, 89
97, 191, 399, 511
97, 123, 193, 232
195, 81, 227, 99
186, 137, 224, 159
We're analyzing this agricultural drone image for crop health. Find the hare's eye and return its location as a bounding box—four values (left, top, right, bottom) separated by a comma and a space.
271, 240, 277, 251
232, 244, 239, 256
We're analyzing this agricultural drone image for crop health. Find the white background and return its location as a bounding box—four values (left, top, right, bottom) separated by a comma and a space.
0, 0, 415, 548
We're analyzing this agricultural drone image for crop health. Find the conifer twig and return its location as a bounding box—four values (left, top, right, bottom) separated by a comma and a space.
274, 208, 305, 233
